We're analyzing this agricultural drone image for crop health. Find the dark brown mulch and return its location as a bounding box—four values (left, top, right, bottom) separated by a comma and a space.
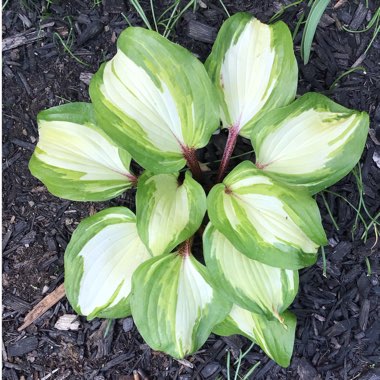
2, 1, 380, 379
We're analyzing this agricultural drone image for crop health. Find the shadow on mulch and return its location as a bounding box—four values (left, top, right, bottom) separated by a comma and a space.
2, 0, 380, 379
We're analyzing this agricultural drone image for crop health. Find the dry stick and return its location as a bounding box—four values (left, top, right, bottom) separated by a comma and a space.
182, 147, 203, 183
2, 22, 54, 51
216, 126, 239, 183
18, 283, 66, 331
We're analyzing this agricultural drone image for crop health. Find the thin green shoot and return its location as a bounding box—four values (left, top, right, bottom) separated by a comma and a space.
361, 213, 380, 242
92, 0, 103, 7
162, 1, 181, 37
365, 257, 372, 276
227, 349, 231, 380
323, 189, 368, 238
293, 12, 306, 40
156, 1, 182, 24
351, 165, 380, 242
342, 7, 380, 33
226, 344, 260, 380
329, 66, 366, 90
163, 0, 196, 38
241, 361, 261, 379
103, 319, 113, 337
2, 0, 10, 10
234, 342, 255, 365
121, 12, 133, 27
130, 0, 153, 30
218, 0, 231, 17
53, 32, 90, 67
363, 20, 380, 56
319, 192, 340, 231
321, 246, 327, 278
55, 95, 72, 103
269, 0, 304, 23
301, 0, 330, 64
150, 0, 158, 32
234, 350, 243, 380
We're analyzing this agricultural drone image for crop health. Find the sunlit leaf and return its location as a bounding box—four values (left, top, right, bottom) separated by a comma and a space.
90, 27, 219, 173
137, 171, 206, 256
252, 93, 369, 194
207, 161, 327, 269
213, 304, 296, 368
205, 12, 297, 138
131, 248, 231, 358
64, 207, 151, 319
203, 224, 298, 319
29, 103, 135, 201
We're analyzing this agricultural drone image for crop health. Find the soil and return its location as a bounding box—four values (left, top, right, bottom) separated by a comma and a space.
2, 1, 380, 379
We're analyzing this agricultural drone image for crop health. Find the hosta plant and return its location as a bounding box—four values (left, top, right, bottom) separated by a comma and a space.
29, 12, 369, 367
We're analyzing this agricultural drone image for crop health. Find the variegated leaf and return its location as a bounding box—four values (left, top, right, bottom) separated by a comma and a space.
252, 93, 370, 194
203, 224, 298, 320
213, 305, 296, 368
29, 103, 136, 201
64, 207, 151, 320
90, 27, 219, 173
136, 171, 206, 256
207, 161, 327, 269
205, 12, 297, 138
130, 245, 231, 358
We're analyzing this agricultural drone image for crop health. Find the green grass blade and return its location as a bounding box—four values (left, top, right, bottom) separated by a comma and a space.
301, 0, 330, 64
150, 0, 158, 32
218, 0, 231, 17
269, 0, 303, 23
329, 66, 366, 90
342, 7, 380, 33
53, 32, 90, 67
130, 0, 152, 30
319, 192, 340, 231
241, 361, 261, 379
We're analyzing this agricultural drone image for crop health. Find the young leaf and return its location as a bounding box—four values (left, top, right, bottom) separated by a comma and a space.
130, 248, 231, 359
205, 12, 298, 138
203, 224, 298, 320
64, 207, 151, 320
29, 103, 136, 201
301, 0, 330, 65
252, 93, 369, 194
90, 27, 220, 173
213, 305, 296, 368
136, 171, 206, 256
207, 161, 327, 269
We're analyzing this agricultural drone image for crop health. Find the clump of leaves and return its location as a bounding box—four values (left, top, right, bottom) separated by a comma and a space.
29, 13, 369, 367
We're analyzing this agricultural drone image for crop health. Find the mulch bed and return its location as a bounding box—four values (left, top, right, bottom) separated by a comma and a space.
2, 0, 380, 379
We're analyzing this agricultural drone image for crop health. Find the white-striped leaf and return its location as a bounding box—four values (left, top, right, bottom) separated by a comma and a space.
252, 93, 370, 194
213, 305, 296, 368
64, 207, 151, 319
29, 103, 136, 201
205, 12, 297, 138
207, 161, 327, 269
90, 27, 219, 173
136, 171, 206, 256
203, 224, 298, 320
130, 249, 231, 358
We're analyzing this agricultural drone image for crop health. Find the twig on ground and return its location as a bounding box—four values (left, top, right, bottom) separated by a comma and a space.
18, 283, 66, 331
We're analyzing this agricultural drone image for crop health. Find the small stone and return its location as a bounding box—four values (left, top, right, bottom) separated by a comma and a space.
54, 314, 80, 331
42, 285, 49, 294
122, 317, 134, 332
201, 362, 220, 378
